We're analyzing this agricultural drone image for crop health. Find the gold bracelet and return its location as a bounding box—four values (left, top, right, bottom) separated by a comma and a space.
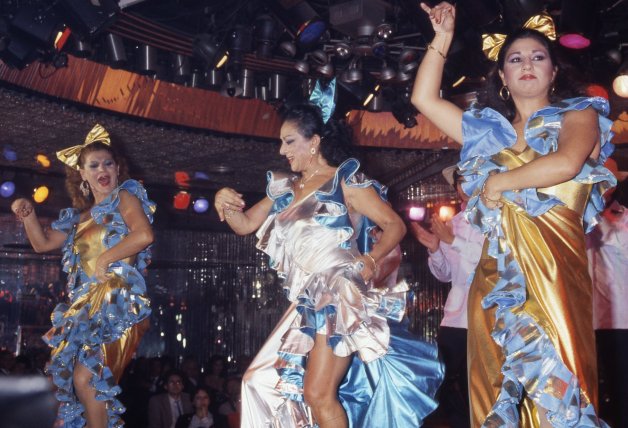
427, 43, 447, 60
480, 179, 501, 203
365, 253, 377, 271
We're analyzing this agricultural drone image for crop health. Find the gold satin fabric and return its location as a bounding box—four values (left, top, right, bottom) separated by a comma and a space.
468, 148, 598, 427
50, 218, 148, 383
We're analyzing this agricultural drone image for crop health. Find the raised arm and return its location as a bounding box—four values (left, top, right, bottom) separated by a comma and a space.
11, 198, 67, 253
411, 2, 464, 144
214, 187, 274, 235
482, 107, 601, 205
343, 183, 407, 281
94, 190, 154, 282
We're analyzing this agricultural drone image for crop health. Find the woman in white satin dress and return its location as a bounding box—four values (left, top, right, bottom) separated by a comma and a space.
214, 104, 443, 428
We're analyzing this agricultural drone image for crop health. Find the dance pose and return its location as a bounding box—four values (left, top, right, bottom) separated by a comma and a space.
12, 124, 155, 427
214, 101, 443, 427
412, 3, 614, 426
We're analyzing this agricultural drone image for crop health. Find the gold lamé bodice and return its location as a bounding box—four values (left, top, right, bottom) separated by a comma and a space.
492, 147, 593, 217
73, 218, 135, 276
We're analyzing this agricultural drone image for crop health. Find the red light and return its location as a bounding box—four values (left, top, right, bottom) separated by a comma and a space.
586, 84, 609, 100
173, 191, 191, 210
174, 171, 190, 188
559, 34, 590, 49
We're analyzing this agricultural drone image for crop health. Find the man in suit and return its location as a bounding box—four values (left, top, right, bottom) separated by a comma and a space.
148, 370, 193, 428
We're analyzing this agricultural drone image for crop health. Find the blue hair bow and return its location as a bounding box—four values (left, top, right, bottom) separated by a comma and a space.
309, 78, 336, 123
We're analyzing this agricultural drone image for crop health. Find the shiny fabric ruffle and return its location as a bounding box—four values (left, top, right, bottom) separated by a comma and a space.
46, 179, 155, 427
460, 98, 613, 427
264, 158, 387, 254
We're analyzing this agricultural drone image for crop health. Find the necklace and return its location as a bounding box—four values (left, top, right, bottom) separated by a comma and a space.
299, 168, 321, 189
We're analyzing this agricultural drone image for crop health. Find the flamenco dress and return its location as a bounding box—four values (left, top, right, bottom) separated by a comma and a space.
241, 158, 444, 427
43, 179, 155, 427
460, 97, 615, 427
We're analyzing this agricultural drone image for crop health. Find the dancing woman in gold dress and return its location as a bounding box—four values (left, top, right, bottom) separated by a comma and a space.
12, 124, 155, 428
411, 2, 614, 426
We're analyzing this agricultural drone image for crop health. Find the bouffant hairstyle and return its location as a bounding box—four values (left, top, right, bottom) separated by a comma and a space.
64, 142, 130, 211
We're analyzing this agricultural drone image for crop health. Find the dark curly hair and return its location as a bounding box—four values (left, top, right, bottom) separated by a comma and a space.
477, 28, 586, 121
64, 142, 130, 212
281, 103, 354, 167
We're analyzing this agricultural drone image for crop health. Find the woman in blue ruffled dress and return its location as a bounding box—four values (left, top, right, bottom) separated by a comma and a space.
411, 2, 614, 427
11, 124, 155, 428
213, 104, 443, 427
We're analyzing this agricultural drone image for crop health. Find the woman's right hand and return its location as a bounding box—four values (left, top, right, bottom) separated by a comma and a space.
420, 2, 456, 34
214, 188, 245, 222
11, 198, 34, 222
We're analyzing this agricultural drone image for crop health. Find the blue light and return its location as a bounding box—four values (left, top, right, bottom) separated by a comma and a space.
193, 198, 209, 213
297, 20, 326, 46
0, 181, 15, 198
3, 146, 17, 162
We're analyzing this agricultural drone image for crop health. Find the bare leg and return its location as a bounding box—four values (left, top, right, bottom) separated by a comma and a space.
303, 333, 353, 428
73, 363, 107, 428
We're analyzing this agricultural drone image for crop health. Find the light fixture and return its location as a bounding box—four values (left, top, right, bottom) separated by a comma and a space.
452, 76, 467, 88
558, 0, 595, 50
340, 58, 362, 83
105, 33, 127, 68
408, 206, 426, 222
371, 40, 388, 58
269, 73, 286, 100
613, 75, 628, 98
174, 171, 190, 188
3, 146, 17, 161
136, 44, 157, 75
193, 34, 227, 69
334, 42, 352, 59
375, 23, 394, 40
33, 186, 50, 203
362, 85, 381, 107
54, 0, 119, 38
193, 198, 209, 213
72, 37, 92, 58
189, 69, 204, 88
585, 84, 609, 100
256, 85, 269, 101
438, 205, 456, 222
255, 15, 277, 58
366, 92, 384, 112
295, 57, 310, 74
173, 191, 191, 210
309, 49, 328, 65
220, 72, 243, 98
206, 68, 223, 87
173, 54, 190, 83
279, 41, 297, 57
378, 61, 396, 82
240, 69, 255, 98
36, 154, 51, 168
267, 0, 326, 48
316, 62, 334, 78
0, 181, 15, 198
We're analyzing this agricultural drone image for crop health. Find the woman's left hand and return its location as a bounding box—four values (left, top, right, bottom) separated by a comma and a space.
95, 257, 112, 283
480, 174, 503, 209
355, 254, 376, 283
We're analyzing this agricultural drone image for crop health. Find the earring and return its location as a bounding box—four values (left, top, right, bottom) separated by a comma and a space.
80, 180, 90, 197
499, 85, 510, 101
310, 147, 316, 155
550, 85, 556, 95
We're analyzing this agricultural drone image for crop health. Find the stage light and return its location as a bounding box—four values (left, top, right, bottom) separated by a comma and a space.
136, 44, 157, 75
0, 181, 15, 198
379, 62, 396, 82
220, 72, 243, 98
193, 34, 227, 69
452, 76, 467, 88
375, 23, 394, 40
193, 198, 209, 213
240, 69, 255, 98
559, 0, 595, 50
340, 58, 362, 83
36, 154, 51, 168
54, 0, 119, 38
174, 171, 190, 188
106, 33, 127, 68
439, 205, 456, 222
295, 58, 310, 74
559, 34, 590, 50
193, 172, 209, 180
269, 73, 286, 100
613, 75, 628, 98
586, 84, 609, 100
3, 146, 17, 161
279, 41, 297, 57
206, 68, 223, 87
408, 206, 426, 222
255, 15, 278, 58
173, 191, 191, 210
33, 186, 50, 203
267, 0, 326, 49
334, 42, 352, 59
173, 54, 190, 83
316, 62, 334, 78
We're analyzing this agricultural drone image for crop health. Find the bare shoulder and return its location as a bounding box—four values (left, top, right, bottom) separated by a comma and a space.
563, 106, 598, 124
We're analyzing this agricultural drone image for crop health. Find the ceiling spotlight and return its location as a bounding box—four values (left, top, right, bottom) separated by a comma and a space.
206, 68, 223, 87
316, 62, 334, 78
399, 61, 418, 74
379, 62, 396, 82
280, 40, 297, 57
371, 40, 388, 58
398, 48, 418, 65
334, 42, 352, 59
396, 71, 413, 82
340, 59, 362, 83
295, 58, 310, 74
33, 185, 50, 203
255, 15, 277, 58
310, 49, 328, 65
136, 44, 157, 75
193, 33, 227, 68
240, 69, 255, 98
0, 181, 15, 198
220, 72, 243, 97
269, 73, 286, 100
375, 23, 393, 40
173, 53, 190, 83
105, 33, 126, 68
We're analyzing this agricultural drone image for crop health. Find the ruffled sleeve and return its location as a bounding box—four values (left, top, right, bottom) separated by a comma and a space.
266, 171, 296, 215
51, 208, 80, 234
320, 158, 388, 253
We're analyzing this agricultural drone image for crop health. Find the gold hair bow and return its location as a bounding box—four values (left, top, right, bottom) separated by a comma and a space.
482, 13, 556, 61
56, 124, 111, 170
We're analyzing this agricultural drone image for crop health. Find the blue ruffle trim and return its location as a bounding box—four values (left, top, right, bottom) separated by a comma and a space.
45, 179, 155, 428
266, 158, 388, 253
460, 97, 613, 427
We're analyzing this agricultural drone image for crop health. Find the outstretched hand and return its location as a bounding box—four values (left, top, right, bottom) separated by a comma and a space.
420, 2, 456, 34
214, 187, 245, 222
410, 222, 440, 252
